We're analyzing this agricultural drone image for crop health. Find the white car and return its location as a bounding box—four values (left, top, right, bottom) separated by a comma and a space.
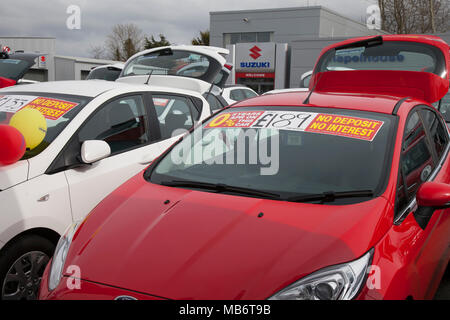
86, 63, 124, 81
0, 46, 226, 300
221, 85, 258, 105
118, 45, 231, 114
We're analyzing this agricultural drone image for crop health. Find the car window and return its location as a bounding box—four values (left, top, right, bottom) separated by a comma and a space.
0, 93, 91, 160
204, 94, 224, 113
216, 95, 229, 107
78, 95, 149, 154
122, 50, 215, 79
243, 89, 258, 99
152, 94, 195, 139
230, 89, 246, 102
87, 67, 122, 81
150, 106, 396, 205
0, 59, 33, 80
419, 109, 449, 159
396, 110, 435, 215
318, 41, 446, 77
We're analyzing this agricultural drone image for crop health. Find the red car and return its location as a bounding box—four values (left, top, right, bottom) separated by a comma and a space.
39, 35, 450, 300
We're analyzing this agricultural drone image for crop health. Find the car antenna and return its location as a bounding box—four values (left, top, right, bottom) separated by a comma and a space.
145, 70, 154, 85
303, 72, 323, 105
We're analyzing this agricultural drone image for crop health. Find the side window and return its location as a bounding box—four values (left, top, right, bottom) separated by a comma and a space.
153, 94, 196, 139
216, 95, 229, 107
205, 94, 223, 113
230, 89, 246, 102
79, 95, 149, 155
396, 110, 435, 215
243, 89, 258, 99
419, 109, 449, 159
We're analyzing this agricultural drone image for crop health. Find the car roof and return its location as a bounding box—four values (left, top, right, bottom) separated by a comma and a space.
233, 91, 404, 115
0, 80, 131, 97
0, 79, 204, 99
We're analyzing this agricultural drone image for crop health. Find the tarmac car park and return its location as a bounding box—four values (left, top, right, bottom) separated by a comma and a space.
39, 35, 450, 300
0, 45, 230, 300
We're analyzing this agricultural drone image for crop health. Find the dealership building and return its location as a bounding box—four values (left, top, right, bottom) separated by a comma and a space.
0, 36, 119, 82
210, 6, 450, 93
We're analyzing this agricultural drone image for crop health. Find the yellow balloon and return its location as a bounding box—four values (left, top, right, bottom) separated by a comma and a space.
9, 108, 47, 150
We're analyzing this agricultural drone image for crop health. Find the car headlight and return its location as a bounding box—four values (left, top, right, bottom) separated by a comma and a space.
48, 221, 80, 291
269, 249, 373, 300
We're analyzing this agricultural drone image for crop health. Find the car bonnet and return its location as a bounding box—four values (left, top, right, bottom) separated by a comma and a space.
64, 173, 392, 300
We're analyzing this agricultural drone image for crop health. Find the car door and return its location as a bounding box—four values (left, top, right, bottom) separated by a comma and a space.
395, 106, 450, 298
63, 93, 164, 221
152, 93, 202, 148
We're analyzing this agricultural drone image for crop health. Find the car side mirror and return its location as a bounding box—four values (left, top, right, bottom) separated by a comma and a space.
414, 182, 450, 229
80, 140, 111, 164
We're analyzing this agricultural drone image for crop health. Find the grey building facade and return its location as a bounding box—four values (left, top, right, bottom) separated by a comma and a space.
210, 6, 388, 91
211, 6, 385, 48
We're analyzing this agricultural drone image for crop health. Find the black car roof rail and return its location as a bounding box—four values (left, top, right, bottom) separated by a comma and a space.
392, 97, 410, 115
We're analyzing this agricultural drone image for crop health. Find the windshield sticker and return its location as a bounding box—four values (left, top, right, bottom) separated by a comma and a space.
153, 98, 170, 107
304, 113, 383, 141
206, 111, 384, 141
0, 95, 39, 113
20, 97, 79, 120
206, 111, 265, 128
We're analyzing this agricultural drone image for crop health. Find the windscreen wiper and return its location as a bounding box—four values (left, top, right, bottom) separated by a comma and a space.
335, 36, 383, 51
287, 190, 374, 203
161, 180, 281, 199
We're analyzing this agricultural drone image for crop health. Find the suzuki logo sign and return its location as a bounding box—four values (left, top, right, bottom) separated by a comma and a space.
249, 46, 262, 60
236, 43, 275, 73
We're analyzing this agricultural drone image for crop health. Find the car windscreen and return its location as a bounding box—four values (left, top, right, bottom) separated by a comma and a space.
149, 106, 396, 204
87, 67, 122, 81
121, 49, 222, 84
0, 59, 33, 81
0, 92, 91, 159
316, 41, 446, 78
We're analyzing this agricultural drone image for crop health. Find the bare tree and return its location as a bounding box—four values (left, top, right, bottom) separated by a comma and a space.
105, 23, 144, 61
89, 44, 106, 59
378, 0, 449, 34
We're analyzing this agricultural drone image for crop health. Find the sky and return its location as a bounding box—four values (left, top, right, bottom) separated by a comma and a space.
0, 0, 378, 57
